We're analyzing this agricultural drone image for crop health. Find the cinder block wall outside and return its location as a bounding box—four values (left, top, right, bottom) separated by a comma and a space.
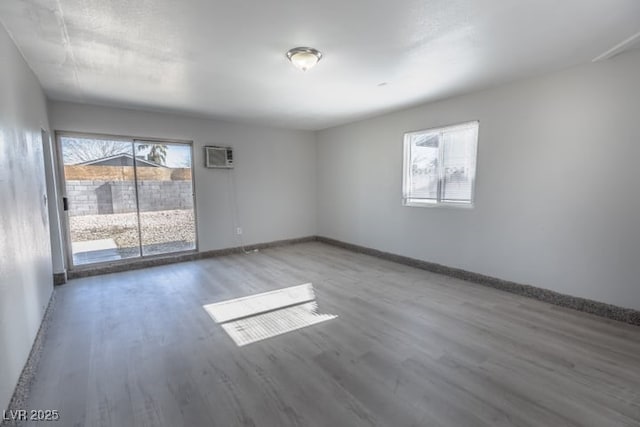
66, 180, 194, 215
64, 165, 193, 216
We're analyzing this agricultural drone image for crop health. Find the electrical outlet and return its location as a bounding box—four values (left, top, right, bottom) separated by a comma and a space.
236, 227, 243, 235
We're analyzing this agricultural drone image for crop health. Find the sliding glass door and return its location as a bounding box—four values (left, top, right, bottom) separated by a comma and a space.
134, 140, 196, 256
57, 133, 196, 267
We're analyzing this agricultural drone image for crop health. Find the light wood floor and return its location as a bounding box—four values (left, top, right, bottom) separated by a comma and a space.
24, 242, 640, 426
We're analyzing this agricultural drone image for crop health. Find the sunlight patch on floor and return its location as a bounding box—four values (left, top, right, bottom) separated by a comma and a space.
203, 283, 337, 346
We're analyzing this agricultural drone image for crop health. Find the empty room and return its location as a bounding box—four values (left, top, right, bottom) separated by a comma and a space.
1, 0, 640, 426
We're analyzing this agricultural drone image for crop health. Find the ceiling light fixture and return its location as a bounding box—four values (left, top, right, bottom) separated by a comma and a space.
286, 47, 323, 71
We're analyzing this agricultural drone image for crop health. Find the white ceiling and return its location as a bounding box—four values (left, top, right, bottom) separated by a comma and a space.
1, 0, 639, 130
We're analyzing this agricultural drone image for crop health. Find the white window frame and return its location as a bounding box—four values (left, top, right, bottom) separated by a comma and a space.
402, 121, 479, 208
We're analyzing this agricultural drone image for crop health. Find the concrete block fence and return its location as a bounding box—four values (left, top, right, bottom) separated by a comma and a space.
66, 180, 193, 216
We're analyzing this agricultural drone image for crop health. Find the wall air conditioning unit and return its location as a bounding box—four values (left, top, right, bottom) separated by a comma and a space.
205, 146, 234, 169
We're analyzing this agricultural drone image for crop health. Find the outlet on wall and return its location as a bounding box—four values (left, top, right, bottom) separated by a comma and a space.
236, 227, 243, 235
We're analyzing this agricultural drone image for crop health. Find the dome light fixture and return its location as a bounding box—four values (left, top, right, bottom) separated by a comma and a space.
286, 47, 323, 71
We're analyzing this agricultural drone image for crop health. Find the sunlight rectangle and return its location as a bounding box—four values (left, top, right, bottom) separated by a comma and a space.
203, 283, 337, 346
203, 283, 316, 323
221, 302, 337, 346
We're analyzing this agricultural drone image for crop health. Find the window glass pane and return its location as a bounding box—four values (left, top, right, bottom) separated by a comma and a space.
409, 131, 439, 201
403, 121, 478, 206
134, 142, 196, 257
441, 126, 477, 203
59, 136, 141, 265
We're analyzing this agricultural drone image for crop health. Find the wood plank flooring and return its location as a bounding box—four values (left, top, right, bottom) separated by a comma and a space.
21, 242, 640, 426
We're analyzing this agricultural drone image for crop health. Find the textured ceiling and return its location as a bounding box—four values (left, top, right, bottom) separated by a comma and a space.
1, 0, 639, 130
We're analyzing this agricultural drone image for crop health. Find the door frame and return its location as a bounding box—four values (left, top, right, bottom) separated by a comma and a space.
54, 130, 199, 270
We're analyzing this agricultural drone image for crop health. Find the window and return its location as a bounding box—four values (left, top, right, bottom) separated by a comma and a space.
403, 121, 479, 207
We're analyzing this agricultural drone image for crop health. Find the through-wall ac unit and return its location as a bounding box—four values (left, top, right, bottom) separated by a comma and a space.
205, 146, 234, 169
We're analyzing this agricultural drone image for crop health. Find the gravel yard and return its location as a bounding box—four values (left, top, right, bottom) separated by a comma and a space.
70, 209, 196, 254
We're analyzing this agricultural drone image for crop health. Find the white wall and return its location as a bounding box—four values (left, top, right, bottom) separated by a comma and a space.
317, 49, 640, 310
0, 26, 53, 410
48, 101, 317, 262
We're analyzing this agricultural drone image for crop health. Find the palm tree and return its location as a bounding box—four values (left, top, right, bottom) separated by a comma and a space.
136, 144, 168, 165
